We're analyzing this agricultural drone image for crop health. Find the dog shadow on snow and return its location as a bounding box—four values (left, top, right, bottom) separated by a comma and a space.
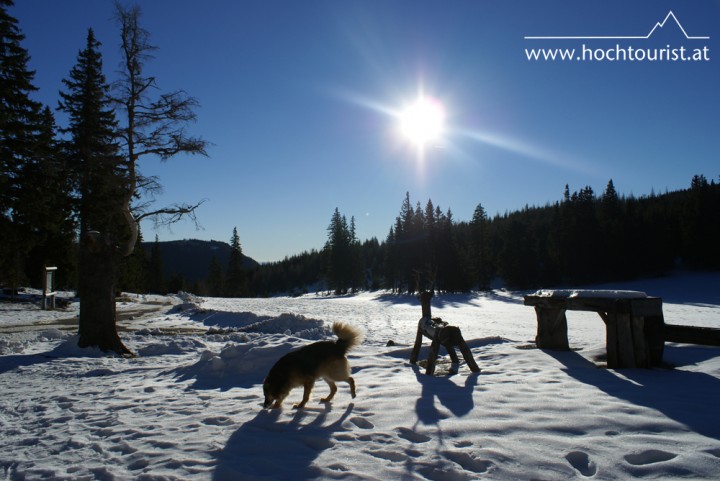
212, 403, 354, 480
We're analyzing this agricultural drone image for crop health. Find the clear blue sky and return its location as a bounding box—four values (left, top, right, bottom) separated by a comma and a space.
13, 0, 720, 262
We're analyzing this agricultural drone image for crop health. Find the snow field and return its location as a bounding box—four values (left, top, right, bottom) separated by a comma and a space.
1, 273, 719, 480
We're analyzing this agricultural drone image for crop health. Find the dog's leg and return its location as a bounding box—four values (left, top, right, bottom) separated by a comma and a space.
321, 380, 337, 403
294, 380, 315, 409
348, 376, 356, 398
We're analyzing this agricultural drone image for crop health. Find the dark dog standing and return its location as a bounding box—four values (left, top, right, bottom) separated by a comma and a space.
263, 322, 362, 409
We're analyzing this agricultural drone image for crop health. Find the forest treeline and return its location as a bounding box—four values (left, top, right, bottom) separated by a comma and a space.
246, 176, 720, 295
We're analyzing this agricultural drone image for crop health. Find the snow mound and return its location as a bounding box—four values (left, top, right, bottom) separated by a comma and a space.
172, 290, 205, 313
236, 313, 331, 338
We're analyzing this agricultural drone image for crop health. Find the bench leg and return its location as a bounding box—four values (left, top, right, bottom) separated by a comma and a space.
444, 343, 460, 363
535, 307, 570, 350
425, 340, 441, 375
458, 340, 480, 372
409, 329, 424, 365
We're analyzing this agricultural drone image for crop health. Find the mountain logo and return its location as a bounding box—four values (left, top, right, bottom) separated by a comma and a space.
525, 11, 709, 41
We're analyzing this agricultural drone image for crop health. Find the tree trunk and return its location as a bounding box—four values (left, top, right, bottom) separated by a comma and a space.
77, 232, 133, 356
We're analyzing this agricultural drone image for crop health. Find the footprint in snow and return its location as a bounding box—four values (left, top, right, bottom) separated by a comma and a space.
565, 451, 597, 477
624, 449, 677, 466
349, 416, 374, 429
201, 416, 233, 426
396, 427, 431, 443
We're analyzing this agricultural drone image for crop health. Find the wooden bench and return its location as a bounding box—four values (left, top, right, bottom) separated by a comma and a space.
523, 290, 665, 368
410, 291, 480, 375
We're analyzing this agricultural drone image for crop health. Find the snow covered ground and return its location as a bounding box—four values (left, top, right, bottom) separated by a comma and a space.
1, 272, 719, 480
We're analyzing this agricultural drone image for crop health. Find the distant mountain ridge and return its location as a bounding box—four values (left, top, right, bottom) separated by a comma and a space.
141, 239, 258, 283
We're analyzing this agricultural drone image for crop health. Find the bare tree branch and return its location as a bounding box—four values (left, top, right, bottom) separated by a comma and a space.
113, 2, 208, 257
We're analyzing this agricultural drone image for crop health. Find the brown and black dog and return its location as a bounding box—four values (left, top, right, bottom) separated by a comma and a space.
263, 322, 363, 409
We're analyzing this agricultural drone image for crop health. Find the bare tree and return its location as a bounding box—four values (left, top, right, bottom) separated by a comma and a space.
113, 2, 208, 258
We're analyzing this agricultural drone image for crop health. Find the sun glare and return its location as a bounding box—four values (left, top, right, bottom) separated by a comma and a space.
399, 96, 445, 148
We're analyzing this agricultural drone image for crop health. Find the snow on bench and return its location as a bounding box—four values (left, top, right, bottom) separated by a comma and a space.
531, 289, 647, 299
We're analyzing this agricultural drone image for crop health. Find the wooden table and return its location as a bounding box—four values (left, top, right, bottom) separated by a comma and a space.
524, 290, 665, 368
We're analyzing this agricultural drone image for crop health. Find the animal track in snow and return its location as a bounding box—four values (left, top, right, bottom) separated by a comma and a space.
624, 449, 677, 466
396, 427, 431, 443
454, 440, 473, 448
443, 451, 493, 474
349, 416, 374, 429
565, 451, 597, 477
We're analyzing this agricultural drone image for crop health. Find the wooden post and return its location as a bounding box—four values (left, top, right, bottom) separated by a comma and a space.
458, 340, 481, 372
426, 340, 441, 375
614, 312, 636, 368
631, 316, 649, 368
409, 329, 424, 365
534, 307, 569, 350
42, 266, 58, 310
603, 311, 619, 368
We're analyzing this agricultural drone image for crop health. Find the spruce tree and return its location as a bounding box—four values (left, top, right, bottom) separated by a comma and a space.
226, 227, 245, 297
58, 29, 131, 355
471, 203, 491, 290
0, 0, 44, 287
18, 107, 75, 287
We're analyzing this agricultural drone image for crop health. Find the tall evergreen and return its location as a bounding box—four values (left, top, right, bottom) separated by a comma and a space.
225, 227, 245, 297
0, 0, 44, 287
470, 203, 491, 290
18, 107, 75, 287
58, 28, 131, 355
324, 208, 362, 294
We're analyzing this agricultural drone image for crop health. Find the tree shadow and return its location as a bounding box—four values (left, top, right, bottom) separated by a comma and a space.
0, 352, 54, 375
212, 403, 354, 481
545, 347, 720, 441
0, 335, 106, 375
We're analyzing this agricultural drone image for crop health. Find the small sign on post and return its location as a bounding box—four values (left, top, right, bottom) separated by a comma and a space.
43, 266, 57, 310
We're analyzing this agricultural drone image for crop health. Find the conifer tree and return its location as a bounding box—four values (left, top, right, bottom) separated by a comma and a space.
0, 0, 45, 287
226, 227, 245, 297
471, 203, 491, 290
58, 28, 131, 355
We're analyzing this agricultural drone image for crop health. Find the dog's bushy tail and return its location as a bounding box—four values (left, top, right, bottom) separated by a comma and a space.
332, 322, 363, 353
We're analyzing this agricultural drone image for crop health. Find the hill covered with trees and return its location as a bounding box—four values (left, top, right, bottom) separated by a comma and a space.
245, 175, 720, 295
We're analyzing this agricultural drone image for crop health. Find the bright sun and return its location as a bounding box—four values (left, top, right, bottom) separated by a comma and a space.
399, 95, 446, 148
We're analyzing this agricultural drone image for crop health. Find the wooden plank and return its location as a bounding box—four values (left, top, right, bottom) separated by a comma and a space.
665, 324, 720, 346
534, 307, 569, 350
630, 297, 663, 317
615, 313, 636, 368
409, 329, 424, 365
605, 314, 619, 368
425, 340, 441, 375
631, 316, 649, 368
